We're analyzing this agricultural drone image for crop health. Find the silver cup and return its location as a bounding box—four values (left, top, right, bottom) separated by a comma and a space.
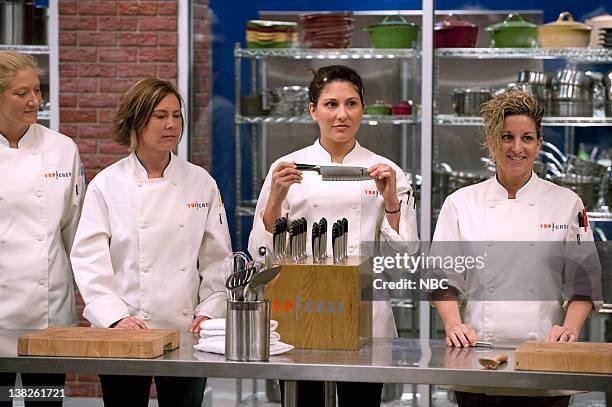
225, 300, 270, 361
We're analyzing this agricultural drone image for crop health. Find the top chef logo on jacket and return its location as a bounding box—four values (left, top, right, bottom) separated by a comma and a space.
186, 201, 209, 210
538, 222, 569, 231
364, 188, 380, 198
44, 170, 72, 179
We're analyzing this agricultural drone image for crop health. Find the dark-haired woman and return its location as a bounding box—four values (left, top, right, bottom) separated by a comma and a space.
71, 78, 232, 407
249, 65, 419, 406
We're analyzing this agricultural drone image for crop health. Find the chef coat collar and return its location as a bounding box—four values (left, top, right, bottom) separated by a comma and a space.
129, 151, 178, 181
0, 124, 37, 149
490, 170, 539, 200
313, 138, 362, 163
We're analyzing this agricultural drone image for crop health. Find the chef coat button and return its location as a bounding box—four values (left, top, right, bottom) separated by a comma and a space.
39, 279, 46, 286
488, 287, 495, 294
528, 285, 535, 292
487, 241, 494, 247
529, 202, 535, 207
488, 204, 495, 208
140, 224, 147, 229
143, 267, 149, 274
0, 196, 4, 201
0, 239, 5, 245
348, 247, 354, 253
0, 282, 6, 288
37, 235, 44, 242
313, 202, 319, 208
182, 309, 189, 316
136, 182, 143, 188
172, 181, 178, 186
180, 265, 186, 271
488, 332, 494, 337
143, 313, 150, 320
178, 222, 184, 228
351, 204, 357, 209
35, 191, 43, 198
529, 332, 537, 339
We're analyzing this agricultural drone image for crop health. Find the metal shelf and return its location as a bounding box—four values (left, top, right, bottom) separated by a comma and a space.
235, 47, 419, 60
436, 114, 612, 127
587, 212, 612, 222
237, 201, 257, 217
237, 114, 419, 125
435, 48, 612, 63
37, 111, 50, 121
0, 44, 50, 55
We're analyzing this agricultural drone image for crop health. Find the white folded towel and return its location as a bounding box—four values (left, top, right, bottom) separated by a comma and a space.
193, 340, 294, 356
199, 331, 281, 345
200, 318, 279, 337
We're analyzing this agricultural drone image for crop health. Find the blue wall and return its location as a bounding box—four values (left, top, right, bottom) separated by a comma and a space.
209, 0, 610, 249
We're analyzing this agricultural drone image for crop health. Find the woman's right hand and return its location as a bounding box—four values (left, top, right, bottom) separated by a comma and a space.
268, 162, 302, 204
444, 323, 477, 347
263, 162, 302, 232
111, 317, 148, 329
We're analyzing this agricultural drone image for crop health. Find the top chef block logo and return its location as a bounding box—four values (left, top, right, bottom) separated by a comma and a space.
44, 170, 72, 180
538, 222, 568, 231
186, 201, 209, 210
364, 188, 380, 198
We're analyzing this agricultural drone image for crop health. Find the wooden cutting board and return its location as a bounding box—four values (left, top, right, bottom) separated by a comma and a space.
515, 341, 612, 374
18, 327, 180, 359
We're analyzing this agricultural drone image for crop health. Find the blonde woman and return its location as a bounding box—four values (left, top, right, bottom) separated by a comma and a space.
71, 78, 231, 406
0, 50, 84, 406
432, 89, 601, 406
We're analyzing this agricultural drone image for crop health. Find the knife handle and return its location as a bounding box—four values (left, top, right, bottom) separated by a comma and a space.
295, 163, 320, 172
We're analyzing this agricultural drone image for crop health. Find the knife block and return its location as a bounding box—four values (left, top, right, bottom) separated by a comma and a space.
264, 257, 372, 350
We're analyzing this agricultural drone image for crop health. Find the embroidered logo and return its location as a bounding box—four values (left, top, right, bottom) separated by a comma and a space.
186, 202, 209, 210
44, 170, 72, 179
538, 222, 568, 231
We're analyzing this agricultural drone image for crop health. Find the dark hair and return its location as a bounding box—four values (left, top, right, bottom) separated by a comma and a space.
308, 65, 364, 106
113, 78, 183, 152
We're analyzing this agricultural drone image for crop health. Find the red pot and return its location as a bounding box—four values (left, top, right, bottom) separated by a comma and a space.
434, 14, 479, 48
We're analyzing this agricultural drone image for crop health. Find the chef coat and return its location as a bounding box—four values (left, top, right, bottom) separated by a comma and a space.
0, 123, 84, 329
249, 139, 419, 337
70, 152, 232, 330
432, 173, 602, 396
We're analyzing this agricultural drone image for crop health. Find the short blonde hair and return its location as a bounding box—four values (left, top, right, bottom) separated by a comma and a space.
0, 51, 43, 93
480, 89, 543, 163
113, 78, 184, 152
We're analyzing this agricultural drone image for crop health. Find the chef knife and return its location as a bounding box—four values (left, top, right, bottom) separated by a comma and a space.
312, 222, 320, 263
296, 164, 372, 181
319, 218, 327, 260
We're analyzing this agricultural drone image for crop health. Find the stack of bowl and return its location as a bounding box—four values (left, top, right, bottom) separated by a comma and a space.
298, 12, 354, 48
245, 20, 297, 49
548, 69, 594, 117
268, 86, 309, 117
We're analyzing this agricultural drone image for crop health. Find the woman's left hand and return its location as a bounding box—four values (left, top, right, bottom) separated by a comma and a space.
368, 163, 399, 210
546, 325, 577, 342
190, 315, 210, 333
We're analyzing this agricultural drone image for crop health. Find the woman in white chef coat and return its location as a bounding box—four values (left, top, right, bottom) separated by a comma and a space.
0, 51, 84, 407
249, 65, 419, 406
431, 89, 601, 406
70, 78, 232, 407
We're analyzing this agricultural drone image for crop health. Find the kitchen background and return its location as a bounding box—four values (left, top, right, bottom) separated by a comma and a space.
1, 0, 611, 404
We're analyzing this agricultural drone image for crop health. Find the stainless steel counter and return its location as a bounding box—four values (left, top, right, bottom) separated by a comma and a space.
0, 330, 610, 392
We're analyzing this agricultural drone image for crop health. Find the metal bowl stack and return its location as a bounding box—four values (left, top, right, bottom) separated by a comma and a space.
268, 86, 309, 117
548, 69, 594, 117
516, 70, 549, 102
604, 69, 612, 117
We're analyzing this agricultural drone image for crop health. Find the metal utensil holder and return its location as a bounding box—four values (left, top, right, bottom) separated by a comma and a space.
225, 300, 270, 361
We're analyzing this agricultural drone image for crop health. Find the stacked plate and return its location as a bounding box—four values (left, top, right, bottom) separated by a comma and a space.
246, 20, 297, 48
298, 12, 354, 48
599, 28, 612, 48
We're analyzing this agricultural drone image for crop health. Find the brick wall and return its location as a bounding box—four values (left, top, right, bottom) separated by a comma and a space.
57, 0, 211, 398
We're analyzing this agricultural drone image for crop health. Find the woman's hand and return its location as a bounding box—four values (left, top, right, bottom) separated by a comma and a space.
190, 315, 210, 334
112, 317, 148, 329
263, 162, 302, 232
444, 323, 477, 347
546, 325, 577, 342
368, 163, 399, 211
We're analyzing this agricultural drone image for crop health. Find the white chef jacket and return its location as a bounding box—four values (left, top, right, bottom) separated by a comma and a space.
71, 152, 232, 330
0, 123, 84, 328
249, 139, 419, 337
432, 173, 602, 396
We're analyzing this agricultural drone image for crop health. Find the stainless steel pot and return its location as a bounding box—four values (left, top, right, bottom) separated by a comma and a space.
551, 174, 601, 210
451, 88, 492, 116
548, 101, 593, 117
517, 70, 549, 85
604, 70, 612, 102
550, 69, 595, 89
565, 155, 609, 178
550, 84, 593, 102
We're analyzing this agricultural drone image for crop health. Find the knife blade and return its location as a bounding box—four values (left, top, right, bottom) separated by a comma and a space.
296, 163, 372, 181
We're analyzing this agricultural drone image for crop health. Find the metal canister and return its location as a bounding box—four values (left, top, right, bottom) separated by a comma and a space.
225, 300, 270, 361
